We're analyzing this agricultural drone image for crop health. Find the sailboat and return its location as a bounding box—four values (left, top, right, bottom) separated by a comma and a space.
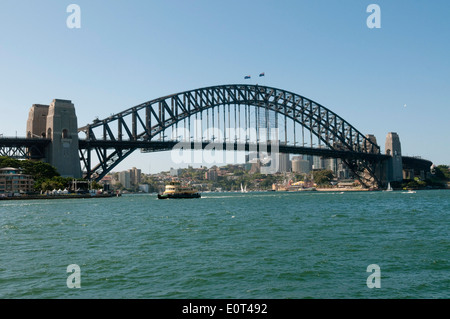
385, 182, 393, 192
240, 183, 248, 193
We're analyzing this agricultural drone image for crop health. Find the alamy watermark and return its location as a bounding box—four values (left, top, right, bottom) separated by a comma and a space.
65, 263, 380, 290
67, 264, 81, 288
66, 4, 380, 30
366, 264, 381, 288
66, 4, 81, 29
366, 4, 381, 29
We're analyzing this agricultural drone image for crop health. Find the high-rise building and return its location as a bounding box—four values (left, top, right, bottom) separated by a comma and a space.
251, 105, 277, 142
324, 158, 338, 174
336, 159, 350, 180
130, 167, 141, 186
118, 171, 131, 189
116, 167, 141, 189
312, 156, 324, 170
303, 155, 314, 169
278, 153, 291, 173
292, 156, 311, 174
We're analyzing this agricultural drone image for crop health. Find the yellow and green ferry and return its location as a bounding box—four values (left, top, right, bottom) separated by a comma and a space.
157, 181, 201, 199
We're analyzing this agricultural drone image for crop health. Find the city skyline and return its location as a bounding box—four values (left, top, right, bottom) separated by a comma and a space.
111, 153, 352, 180
0, 1, 449, 174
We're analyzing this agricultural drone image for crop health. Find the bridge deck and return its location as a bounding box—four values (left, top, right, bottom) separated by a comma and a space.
0, 137, 50, 159
0, 137, 432, 171
0, 137, 51, 146
78, 139, 390, 162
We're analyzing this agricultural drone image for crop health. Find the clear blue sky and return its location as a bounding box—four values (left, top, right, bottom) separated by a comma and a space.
0, 0, 449, 173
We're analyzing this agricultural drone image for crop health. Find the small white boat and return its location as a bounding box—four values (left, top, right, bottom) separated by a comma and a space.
385, 182, 393, 192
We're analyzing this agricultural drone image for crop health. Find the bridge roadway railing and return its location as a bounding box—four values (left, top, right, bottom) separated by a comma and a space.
77, 139, 390, 162
0, 137, 50, 159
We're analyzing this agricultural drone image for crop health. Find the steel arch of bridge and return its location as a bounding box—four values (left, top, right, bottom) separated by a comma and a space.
78, 84, 383, 186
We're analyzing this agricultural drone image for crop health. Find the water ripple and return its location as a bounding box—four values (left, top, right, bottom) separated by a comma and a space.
0, 190, 448, 298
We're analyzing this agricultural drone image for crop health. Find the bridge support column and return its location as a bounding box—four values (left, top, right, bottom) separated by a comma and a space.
26, 104, 50, 159
46, 99, 82, 178
27, 99, 82, 178
384, 132, 403, 184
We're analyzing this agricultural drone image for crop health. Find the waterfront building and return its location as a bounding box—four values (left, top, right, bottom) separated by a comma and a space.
100, 175, 113, 191
0, 167, 34, 194
117, 167, 142, 189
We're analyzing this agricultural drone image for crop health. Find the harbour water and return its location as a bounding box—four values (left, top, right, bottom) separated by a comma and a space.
0, 190, 448, 299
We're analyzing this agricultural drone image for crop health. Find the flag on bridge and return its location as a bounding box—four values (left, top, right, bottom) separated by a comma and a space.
259, 72, 265, 77
244, 75, 251, 79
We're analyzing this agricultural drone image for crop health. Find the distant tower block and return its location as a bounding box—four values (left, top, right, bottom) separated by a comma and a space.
385, 132, 402, 182
26, 104, 50, 138
45, 99, 82, 178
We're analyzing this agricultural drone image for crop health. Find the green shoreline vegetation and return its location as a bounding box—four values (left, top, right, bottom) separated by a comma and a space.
0, 156, 102, 193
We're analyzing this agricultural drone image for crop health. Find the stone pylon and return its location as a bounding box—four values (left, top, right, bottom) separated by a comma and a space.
27, 99, 82, 178
384, 132, 403, 182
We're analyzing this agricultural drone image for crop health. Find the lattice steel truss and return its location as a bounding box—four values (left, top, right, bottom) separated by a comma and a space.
0, 138, 49, 159
78, 84, 384, 187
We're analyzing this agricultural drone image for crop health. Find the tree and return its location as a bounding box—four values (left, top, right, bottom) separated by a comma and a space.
0, 157, 61, 192
259, 174, 279, 189
0, 157, 60, 180
37, 176, 73, 192
435, 165, 450, 180
312, 169, 334, 186
91, 181, 103, 190
22, 161, 59, 180
0, 156, 21, 168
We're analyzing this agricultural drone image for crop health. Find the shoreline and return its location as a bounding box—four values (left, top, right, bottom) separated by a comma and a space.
0, 193, 120, 200
315, 188, 370, 192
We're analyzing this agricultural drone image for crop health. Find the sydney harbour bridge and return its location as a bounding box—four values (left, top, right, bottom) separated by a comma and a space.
0, 84, 432, 189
